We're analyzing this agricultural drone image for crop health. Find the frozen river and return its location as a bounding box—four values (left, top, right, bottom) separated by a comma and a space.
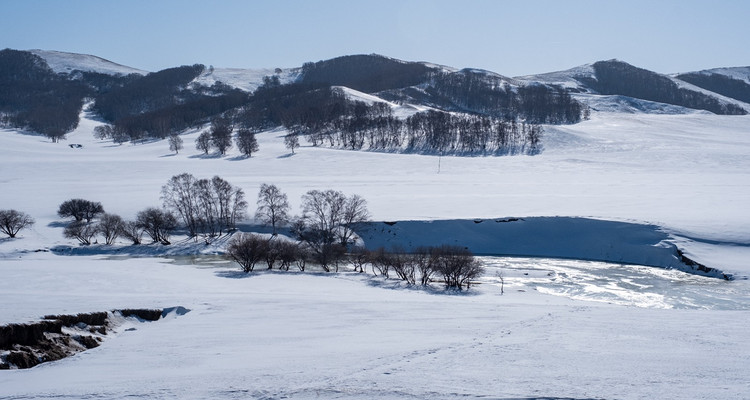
166, 254, 750, 310
480, 256, 750, 310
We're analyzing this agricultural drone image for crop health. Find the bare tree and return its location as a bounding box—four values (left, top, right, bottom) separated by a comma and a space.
212, 176, 247, 231
431, 245, 484, 290
161, 173, 200, 237
136, 208, 177, 245
97, 213, 124, 245
168, 134, 183, 154
0, 209, 35, 238
93, 125, 113, 140
349, 245, 369, 273
299, 189, 347, 246
64, 222, 98, 245
295, 189, 370, 270
413, 246, 435, 285
338, 194, 370, 246
275, 240, 300, 271
255, 183, 290, 235
235, 128, 259, 157
383, 245, 416, 284
210, 119, 233, 155
284, 133, 300, 154
57, 199, 104, 222
112, 126, 129, 145
195, 131, 212, 154
368, 247, 390, 278
162, 173, 247, 238
119, 220, 143, 245
227, 233, 267, 273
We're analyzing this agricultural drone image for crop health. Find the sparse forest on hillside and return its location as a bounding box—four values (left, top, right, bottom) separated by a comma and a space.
4, 49, 750, 155
581, 60, 747, 115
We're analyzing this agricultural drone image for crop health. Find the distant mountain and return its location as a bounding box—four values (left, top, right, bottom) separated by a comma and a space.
518, 60, 748, 115
674, 67, 750, 105
3, 49, 750, 152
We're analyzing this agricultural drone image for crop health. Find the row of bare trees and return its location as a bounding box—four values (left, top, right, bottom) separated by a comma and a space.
227, 234, 484, 290
61, 206, 177, 245
161, 173, 247, 237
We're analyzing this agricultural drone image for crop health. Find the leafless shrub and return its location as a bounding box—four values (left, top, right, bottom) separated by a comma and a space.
63, 222, 98, 245
227, 233, 267, 273
0, 209, 34, 238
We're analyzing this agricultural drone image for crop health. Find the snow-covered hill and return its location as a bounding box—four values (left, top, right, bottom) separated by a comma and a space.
191, 66, 301, 92
29, 49, 147, 76
681, 66, 750, 84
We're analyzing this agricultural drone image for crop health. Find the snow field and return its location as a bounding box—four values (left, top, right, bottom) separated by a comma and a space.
2, 110, 750, 398
1, 254, 748, 399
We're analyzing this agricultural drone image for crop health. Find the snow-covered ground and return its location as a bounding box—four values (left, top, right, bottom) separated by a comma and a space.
1, 109, 750, 398
29, 49, 147, 76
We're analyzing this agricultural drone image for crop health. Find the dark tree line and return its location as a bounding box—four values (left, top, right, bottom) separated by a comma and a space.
581, 60, 747, 115
270, 88, 544, 155
0, 49, 90, 141
91, 64, 206, 122
55, 198, 178, 245
300, 54, 433, 93
227, 235, 484, 290
676, 72, 750, 105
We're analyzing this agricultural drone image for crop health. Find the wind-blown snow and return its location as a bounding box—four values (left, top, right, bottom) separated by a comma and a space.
29, 49, 147, 76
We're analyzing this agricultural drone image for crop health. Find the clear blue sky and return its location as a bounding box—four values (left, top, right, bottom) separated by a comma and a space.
2, 0, 748, 76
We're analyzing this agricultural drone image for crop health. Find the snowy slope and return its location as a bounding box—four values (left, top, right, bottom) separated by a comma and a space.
29, 49, 147, 75
680, 66, 750, 84
2, 100, 750, 400
336, 86, 434, 118
192, 66, 301, 92
514, 63, 596, 89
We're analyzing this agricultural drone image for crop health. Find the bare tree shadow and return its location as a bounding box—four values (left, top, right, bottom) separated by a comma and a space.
214, 269, 258, 279
277, 153, 295, 159
189, 153, 223, 159
365, 277, 481, 296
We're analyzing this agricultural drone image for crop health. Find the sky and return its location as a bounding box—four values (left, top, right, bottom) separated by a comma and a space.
2, 0, 748, 76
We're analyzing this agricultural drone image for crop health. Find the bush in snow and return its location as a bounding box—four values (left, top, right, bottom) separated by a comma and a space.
0, 209, 35, 238
118, 220, 144, 245
430, 245, 484, 290
57, 199, 104, 223
96, 213, 124, 245
63, 221, 98, 245
136, 208, 177, 245
227, 233, 268, 273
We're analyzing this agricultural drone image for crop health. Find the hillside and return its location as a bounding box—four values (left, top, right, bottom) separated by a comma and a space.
518, 60, 749, 114
3, 49, 750, 155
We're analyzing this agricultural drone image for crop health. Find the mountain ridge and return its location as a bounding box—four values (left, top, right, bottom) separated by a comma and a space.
2, 48, 749, 146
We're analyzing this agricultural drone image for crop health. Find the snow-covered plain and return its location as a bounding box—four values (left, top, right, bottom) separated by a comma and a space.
1, 109, 750, 399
